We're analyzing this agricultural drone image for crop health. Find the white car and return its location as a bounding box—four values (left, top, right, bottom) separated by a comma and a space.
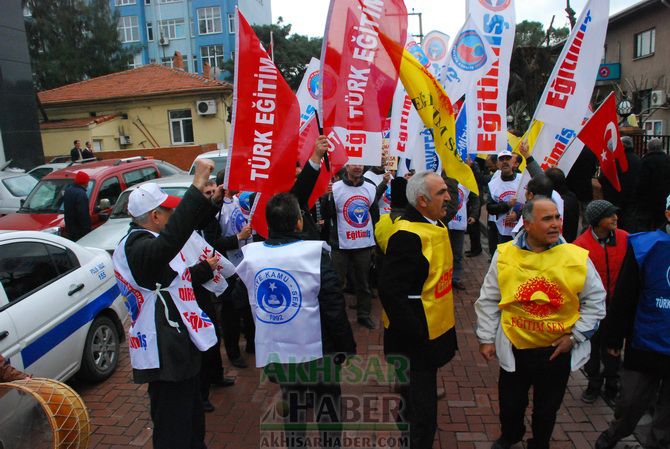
0, 231, 128, 382
188, 148, 228, 177
77, 175, 193, 253
27, 162, 69, 180
0, 163, 38, 217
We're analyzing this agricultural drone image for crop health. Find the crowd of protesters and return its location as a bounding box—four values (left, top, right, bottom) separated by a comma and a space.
36, 133, 665, 449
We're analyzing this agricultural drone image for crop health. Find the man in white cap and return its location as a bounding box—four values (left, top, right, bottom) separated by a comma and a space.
113, 159, 221, 449
487, 149, 521, 245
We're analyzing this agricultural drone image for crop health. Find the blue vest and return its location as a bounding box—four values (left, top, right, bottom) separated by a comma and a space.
629, 230, 670, 356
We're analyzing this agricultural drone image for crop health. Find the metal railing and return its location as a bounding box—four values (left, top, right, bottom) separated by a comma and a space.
630, 134, 670, 156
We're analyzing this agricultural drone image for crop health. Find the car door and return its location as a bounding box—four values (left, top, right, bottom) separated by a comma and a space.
91, 175, 122, 229
0, 285, 20, 368
0, 238, 93, 379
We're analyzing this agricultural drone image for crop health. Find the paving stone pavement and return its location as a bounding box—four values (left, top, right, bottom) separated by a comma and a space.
70, 242, 643, 449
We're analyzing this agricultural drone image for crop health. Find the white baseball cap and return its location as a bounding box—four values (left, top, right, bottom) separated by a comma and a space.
498, 149, 513, 158
127, 183, 181, 217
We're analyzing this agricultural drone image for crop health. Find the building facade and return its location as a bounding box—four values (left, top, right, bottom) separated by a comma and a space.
38, 65, 232, 157
111, 0, 271, 76
597, 0, 670, 136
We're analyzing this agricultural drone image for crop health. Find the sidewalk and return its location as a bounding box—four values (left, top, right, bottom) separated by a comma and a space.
71, 245, 640, 449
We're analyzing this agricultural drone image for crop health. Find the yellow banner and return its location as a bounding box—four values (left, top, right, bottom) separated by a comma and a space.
381, 34, 478, 195
511, 120, 544, 173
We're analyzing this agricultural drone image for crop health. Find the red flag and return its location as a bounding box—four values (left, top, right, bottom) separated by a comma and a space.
577, 92, 629, 192
225, 9, 300, 194
297, 116, 332, 208
250, 193, 270, 239
320, 0, 407, 166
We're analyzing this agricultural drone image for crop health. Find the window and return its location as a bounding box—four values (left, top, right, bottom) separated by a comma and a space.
161, 57, 173, 68
169, 109, 194, 144
155, 161, 184, 177
159, 18, 185, 39
97, 177, 122, 207
147, 22, 154, 41
201, 45, 224, 70
145, 0, 151, 4
122, 167, 159, 187
118, 16, 140, 43
93, 140, 103, 152
228, 14, 235, 34
128, 52, 143, 69
644, 120, 664, 136
157, 0, 180, 3
3, 175, 38, 197
115, 0, 136, 5
634, 28, 655, 59
198, 7, 222, 35
46, 245, 79, 276
0, 243, 62, 303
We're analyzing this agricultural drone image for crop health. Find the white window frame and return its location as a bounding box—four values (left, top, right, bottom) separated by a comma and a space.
128, 52, 143, 69
198, 7, 222, 35
118, 16, 140, 43
115, 0, 136, 5
168, 109, 194, 145
158, 18, 186, 40
227, 14, 235, 34
200, 45, 224, 70
644, 120, 664, 136
157, 0, 180, 3
146, 22, 154, 41
634, 28, 655, 59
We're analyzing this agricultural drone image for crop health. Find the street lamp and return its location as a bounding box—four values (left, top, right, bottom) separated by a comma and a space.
617, 96, 633, 125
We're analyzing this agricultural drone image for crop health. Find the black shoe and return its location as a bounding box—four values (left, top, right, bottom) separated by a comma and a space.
452, 280, 466, 290
466, 250, 483, 257
595, 433, 616, 449
230, 356, 248, 368
211, 376, 236, 387
203, 400, 215, 413
491, 438, 515, 449
245, 341, 255, 354
581, 385, 600, 404
357, 317, 376, 329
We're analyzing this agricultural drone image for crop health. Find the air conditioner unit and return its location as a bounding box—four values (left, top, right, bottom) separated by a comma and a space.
119, 135, 132, 145
651, 90, 667, 108
158, 36, 170, 46
196, 99, 217, 115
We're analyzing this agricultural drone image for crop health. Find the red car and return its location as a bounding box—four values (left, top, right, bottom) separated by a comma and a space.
0, 157, 184, 237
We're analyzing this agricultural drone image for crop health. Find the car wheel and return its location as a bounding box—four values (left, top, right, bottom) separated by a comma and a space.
79, 316, 119, 382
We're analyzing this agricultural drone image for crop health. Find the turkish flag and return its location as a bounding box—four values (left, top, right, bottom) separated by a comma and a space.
298, 116, 332, 208
250, 192, 270, 239
225, 9, 300, 195
577, 92, 628, 192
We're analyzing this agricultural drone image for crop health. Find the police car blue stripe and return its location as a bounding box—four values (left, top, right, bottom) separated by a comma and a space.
21, 284, 121, 368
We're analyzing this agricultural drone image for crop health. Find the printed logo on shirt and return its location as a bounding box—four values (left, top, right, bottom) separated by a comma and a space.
231, 208, 247, 233
183, 311, 213, 332
343, 195, 371, 228
515, 276, 564, 318
129, 332, 148, 350
435, 269, 454, 298
115, 270, 145, 323
254, 268, 302, 324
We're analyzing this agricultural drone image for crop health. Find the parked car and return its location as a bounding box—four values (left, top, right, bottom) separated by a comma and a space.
48, 155, 72, 163
188, 148, 228, 177
0, 231, 127, 382
0, 157, 179, 237
28, 162, 69, 180
77, 175, 193, 253
0, 163, 38, 217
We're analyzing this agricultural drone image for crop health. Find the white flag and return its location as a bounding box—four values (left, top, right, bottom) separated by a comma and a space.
466, 0, 516, 155
296, 57, 321, 128
422, 30, 450, 83
442, 15, 495, 104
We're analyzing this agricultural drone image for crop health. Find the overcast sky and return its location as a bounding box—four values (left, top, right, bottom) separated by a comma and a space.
272, 0, 640, 40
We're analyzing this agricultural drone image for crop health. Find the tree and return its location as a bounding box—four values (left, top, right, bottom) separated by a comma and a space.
24, 0, 134, 90
223, 17, 322, 90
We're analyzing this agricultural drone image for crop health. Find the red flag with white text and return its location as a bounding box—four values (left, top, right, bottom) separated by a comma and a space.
224, 9, 300, 194
298, 116, 332, 208
320, 0, 408, 166
577, 92, 628, 192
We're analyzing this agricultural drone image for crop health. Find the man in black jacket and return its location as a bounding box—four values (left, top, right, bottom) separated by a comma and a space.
63, 171, 91, 240
598, 136, 641, 232
113, 159, 219, 449
635, 138, 670, 232
70, 139, 93, 162
379, 171, 457, 449
236, 192, 356, 449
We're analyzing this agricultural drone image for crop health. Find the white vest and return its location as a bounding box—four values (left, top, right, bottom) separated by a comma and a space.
364, 170, 392, 215
219, 197, 250, 266
113, 230, 218, 370
448, 184, 470, 231
332, 180, 376, 249
236, 240, 325, 368
488, 174, 520, 236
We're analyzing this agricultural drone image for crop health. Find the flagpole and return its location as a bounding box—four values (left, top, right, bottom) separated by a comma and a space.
270, 31, 275, 62
313, 111, 330, 172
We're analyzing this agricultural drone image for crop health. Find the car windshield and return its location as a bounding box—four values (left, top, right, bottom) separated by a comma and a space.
189, 156, 227, 175
110, 186, 189, 219
155, 161, 186, 177
20, 178, 94, 213
2, 174, 38, 197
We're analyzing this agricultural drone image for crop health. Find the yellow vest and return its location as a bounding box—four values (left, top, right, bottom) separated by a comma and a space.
381, 220, 455, 340
497, 242, 588, 349
374, 213, 402, 254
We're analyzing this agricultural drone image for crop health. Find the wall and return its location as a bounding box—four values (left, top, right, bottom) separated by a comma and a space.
0, 3, 44, 168
95, 143, 218, 169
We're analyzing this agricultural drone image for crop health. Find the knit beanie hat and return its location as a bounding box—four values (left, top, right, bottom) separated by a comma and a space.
74, 171, 90, 186
584, 200, 618, 227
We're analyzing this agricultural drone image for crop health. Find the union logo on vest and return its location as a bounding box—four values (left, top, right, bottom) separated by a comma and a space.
452, 30, 488, 71
254, 268, 302, 324
515, 277, 564, 319
343, 195, 371, 228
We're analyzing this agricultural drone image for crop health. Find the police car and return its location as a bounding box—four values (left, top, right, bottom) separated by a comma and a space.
0, 231, 127, 382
